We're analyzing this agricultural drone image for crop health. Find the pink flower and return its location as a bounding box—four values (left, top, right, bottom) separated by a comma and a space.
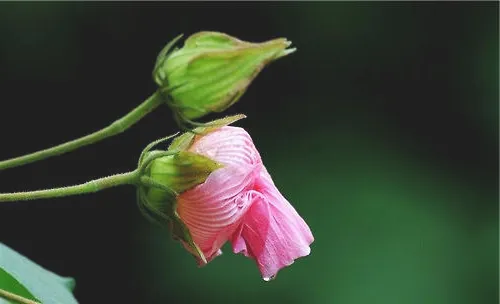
176, 126, 314, 280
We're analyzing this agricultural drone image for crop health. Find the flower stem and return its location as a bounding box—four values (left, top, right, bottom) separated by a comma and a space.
0, 91, 164, 171
0, 288, 40, 304
0, 170, 139, 202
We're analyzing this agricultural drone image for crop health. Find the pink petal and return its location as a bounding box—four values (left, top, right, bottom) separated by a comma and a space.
178, 190, 252, 261
176, 126, 314, 276
190, 126, 262, 170
177, 127, 262, 261
231, 168, 314, 280
258, 167, 314, 241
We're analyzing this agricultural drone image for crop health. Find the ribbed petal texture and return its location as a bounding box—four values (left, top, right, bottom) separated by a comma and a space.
176, 126, 314, 279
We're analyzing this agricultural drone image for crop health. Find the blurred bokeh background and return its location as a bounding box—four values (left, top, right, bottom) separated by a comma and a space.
0, 2, 498, 304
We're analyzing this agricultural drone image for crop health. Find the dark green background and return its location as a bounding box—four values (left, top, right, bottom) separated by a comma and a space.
0, 2, 498, 304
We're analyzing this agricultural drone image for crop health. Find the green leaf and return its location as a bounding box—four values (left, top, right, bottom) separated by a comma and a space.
0, 267, 38, 303
0, 243, 78, 304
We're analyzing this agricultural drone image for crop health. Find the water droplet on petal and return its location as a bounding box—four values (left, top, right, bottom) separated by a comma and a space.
263, 274, 276, 281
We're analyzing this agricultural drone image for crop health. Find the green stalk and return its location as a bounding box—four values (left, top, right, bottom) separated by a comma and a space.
0, 170, 139, 202
0, 91, 164, 171
0, 288, 40, 304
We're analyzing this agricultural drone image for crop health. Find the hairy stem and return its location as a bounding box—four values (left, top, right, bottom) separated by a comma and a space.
0, 91, 164, 171
0, 170, 139, 202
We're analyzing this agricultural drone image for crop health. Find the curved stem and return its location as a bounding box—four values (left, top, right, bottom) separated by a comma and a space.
0, 289, 40, 304
0, 170, 139, 202
0, 91, 164, 171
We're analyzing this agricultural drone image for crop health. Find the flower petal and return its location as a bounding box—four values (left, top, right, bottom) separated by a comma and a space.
190, 126, 261, 169
175, 126, 314, 276
178, 185, 259, 261
231, 172, 314, 280
258, 166, 315, 241
177, 126, 263, 260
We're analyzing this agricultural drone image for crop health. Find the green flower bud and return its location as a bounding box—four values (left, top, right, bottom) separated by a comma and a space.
153, 31, 295, 123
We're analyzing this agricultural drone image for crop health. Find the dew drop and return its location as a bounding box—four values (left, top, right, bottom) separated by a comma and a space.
263, 274, 276, 282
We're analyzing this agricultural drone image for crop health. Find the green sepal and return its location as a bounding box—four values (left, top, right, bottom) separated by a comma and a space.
153, 34, 184, 86
184, 31, 251, 49
138, 133, 179, 167
148, 151, 222, 194
168, 114, 246, 151
137, 178, 206, 263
